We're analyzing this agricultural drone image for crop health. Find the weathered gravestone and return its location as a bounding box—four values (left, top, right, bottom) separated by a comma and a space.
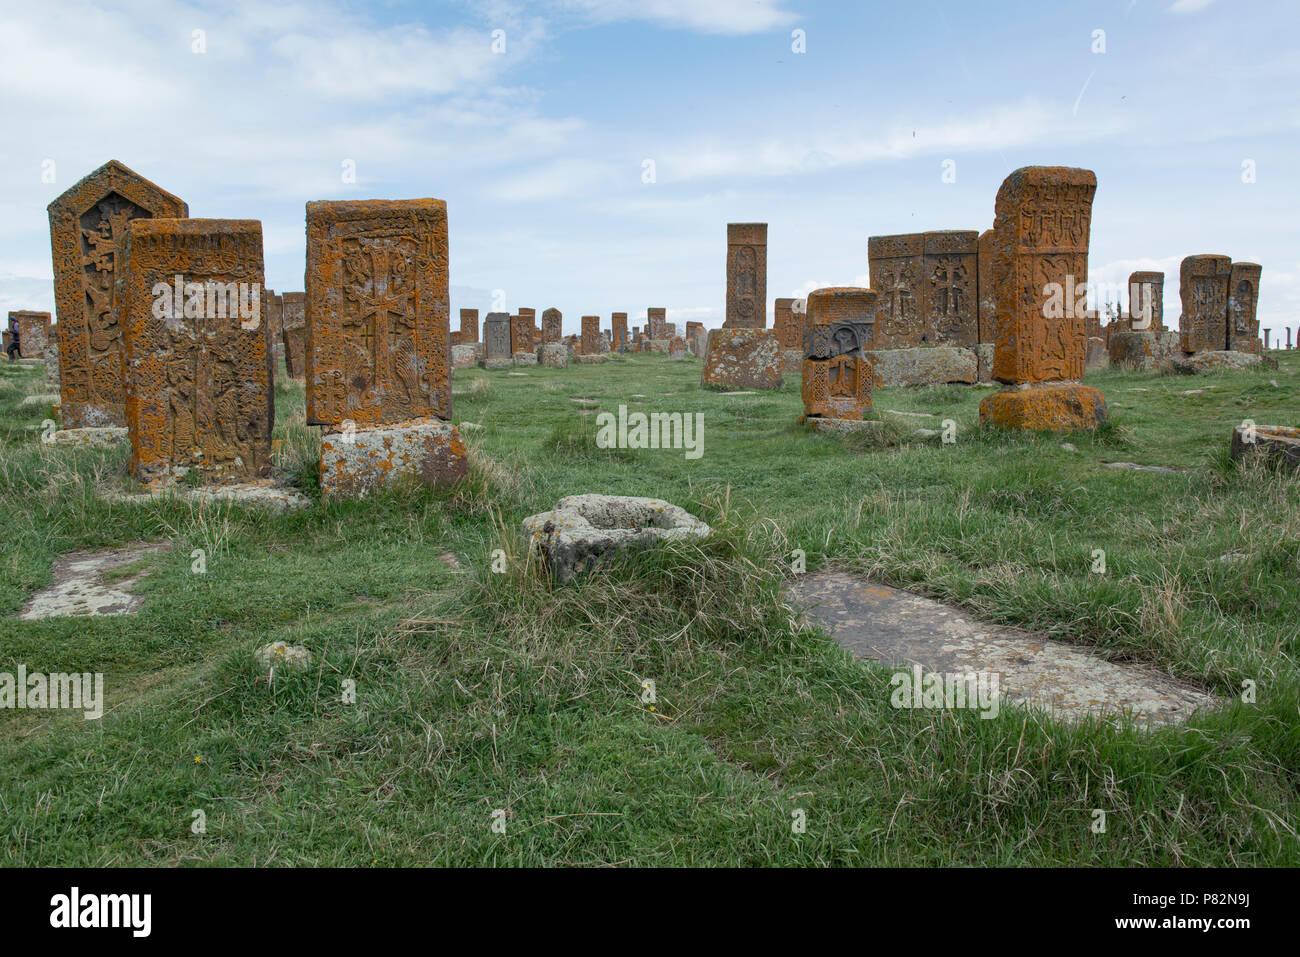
978, 167, 1106, 431
647, 307, 667, 340
542, 307, 562, 344
455, 308, 479, 346
482, 312, 512, 369
281, 292, 306, 378
117, 218, 272, 485
265, 289, 285, 363
724, 223, 767, 328
48, 160, 188, 429
611, 312, 628, 350
577, 315, 607, 363
801, 287, 875, 427
869, 230, 979, 347
8, 311, 51, 358
305, 198, 466, 496
510, 313, 535, 357
1228, 262, 1262, 354
1179, 255, 1232, 354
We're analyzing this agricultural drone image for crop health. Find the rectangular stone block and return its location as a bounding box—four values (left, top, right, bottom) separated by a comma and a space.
456, 308, 479, 346
1228, 262, 1262, 354
1126, 271, 1164, 332
540, 308, 561, 344
7, 311, 51, 358
1179, 254, 1231, 354
611, 312, 628, 350
281, 292, 306, 378
773, 298, 801, 350
869, 230, 978, 348
483, 312, 511, 359
304, 199, 450, 430
801, 287, 875, 418
581, 315, 601, 356
510, 314, 535, 354
978, 229, 996, 344
725, 223, 767, 328
117, 218, 271, 484
47, 160, 188, 428
647, 307, 667, 340
989, 167, 1097, 384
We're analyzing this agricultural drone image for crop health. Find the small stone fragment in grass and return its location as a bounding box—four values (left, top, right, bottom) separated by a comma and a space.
255, 642, 312, 670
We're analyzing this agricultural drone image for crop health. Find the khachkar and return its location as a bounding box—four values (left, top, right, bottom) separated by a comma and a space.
1107, 271, 1178, 370
1176, 256, 1263, 357
453, 308, 479, 346
510, 313, 536, 363
117, 219, 272, 485
281, 292, 306, 378
611, 312, 628, 350
482, 312, 512, 369
724, 223, 767, 328
978, 167, 1107, 431
800, 287, 876, 434
48, 160, 188, 430
542, 308, 563, 343
578, 315, 607, 363
305, 198, 467, 496
702, 222, 781, 389
646, 307, 667, 341
868, 230, 979, 347
7, 311, 51, 358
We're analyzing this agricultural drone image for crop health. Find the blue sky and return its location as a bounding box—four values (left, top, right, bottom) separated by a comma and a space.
1, 0, 1297, 340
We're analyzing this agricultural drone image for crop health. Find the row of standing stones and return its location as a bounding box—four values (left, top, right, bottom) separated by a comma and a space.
14, 161, 1296, 573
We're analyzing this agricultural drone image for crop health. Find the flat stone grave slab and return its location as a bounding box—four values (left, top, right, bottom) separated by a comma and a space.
19, 542, 170, 620
790, 570, 1216, 726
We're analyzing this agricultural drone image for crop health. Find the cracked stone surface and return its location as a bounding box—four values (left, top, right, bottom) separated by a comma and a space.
18, 542, 170, 620
789, 570, 1217, 726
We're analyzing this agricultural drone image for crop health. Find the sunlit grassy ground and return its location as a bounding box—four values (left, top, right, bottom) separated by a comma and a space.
1, 350, 1297, 865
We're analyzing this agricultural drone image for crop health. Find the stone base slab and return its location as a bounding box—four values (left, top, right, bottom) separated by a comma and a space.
320, 418, 468, 497
107, 479, 310, 511
451, 343, 480, 369
576, 354, 608, 364
512, 352, 538, 366
701, 328, 782, 390
481, 357, 513, 370
1109, 330, 1180, 371
866, 346, 977, 387
539, 343, 569, 368
801, 416, 884, 436
1173, 350, 1263, 375
52, 426, 128, 449
979, 382, 1108, 431
1230, 424, 1300, 472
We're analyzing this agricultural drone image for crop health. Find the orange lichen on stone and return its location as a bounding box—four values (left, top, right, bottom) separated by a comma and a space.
1228, 262, 1262, 354
7, 311, 51, 358
117, 218, 272, 484
47, 160, 188, 428
510, 314, 535, 354
543, 308, 563, 344
304, 198, 450, 431
979, 382, 1107, 431
281, 292, 306, 379
989, 167, 1096, 385
647, 307, 667, 340
773, 298, 801, 350
1178, 255, 1231, 354
580, 315, 601, 356
452, 308, 479, 346
724, 223, 767, 329
800, 287, 875, 419
611, 312, 628, 350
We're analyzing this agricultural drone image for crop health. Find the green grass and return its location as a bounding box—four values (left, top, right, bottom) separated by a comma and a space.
1, 352, 1297, 866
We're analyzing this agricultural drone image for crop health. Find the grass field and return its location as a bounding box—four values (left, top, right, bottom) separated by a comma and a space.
1, 351, 1297, 866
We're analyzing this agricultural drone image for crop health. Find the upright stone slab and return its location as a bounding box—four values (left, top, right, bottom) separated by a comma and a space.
725, 223, 767, 329
1179, 255, 1232, 354
281, 292, 306, 378
977, 229, 996, 344
48, 160, 187, 428
647, 307, 667, 340
611, 312, 628, 350
1228, 262, 1262, 354
543, 308, 563, 344
978, 167, 1106, 431
482, 312, 512, 369
580, 315, 601, 356
510, 314, 535, 356
701, 329, 781, 389
44, 325, 60, 386
117, 219, 271, 485
455, 308, 479, 346
265, 289, 285, 363
304, 198, 465, 496
801, 288, 875, 421
8, 311, 51, 358
869, 230, 978, 347
773, 298, 800, 350
1127, 271, 1164, 331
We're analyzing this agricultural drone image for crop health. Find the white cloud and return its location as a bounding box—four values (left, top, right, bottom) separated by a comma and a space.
559, 0, 796, 35
1168, 0, 1216, 13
